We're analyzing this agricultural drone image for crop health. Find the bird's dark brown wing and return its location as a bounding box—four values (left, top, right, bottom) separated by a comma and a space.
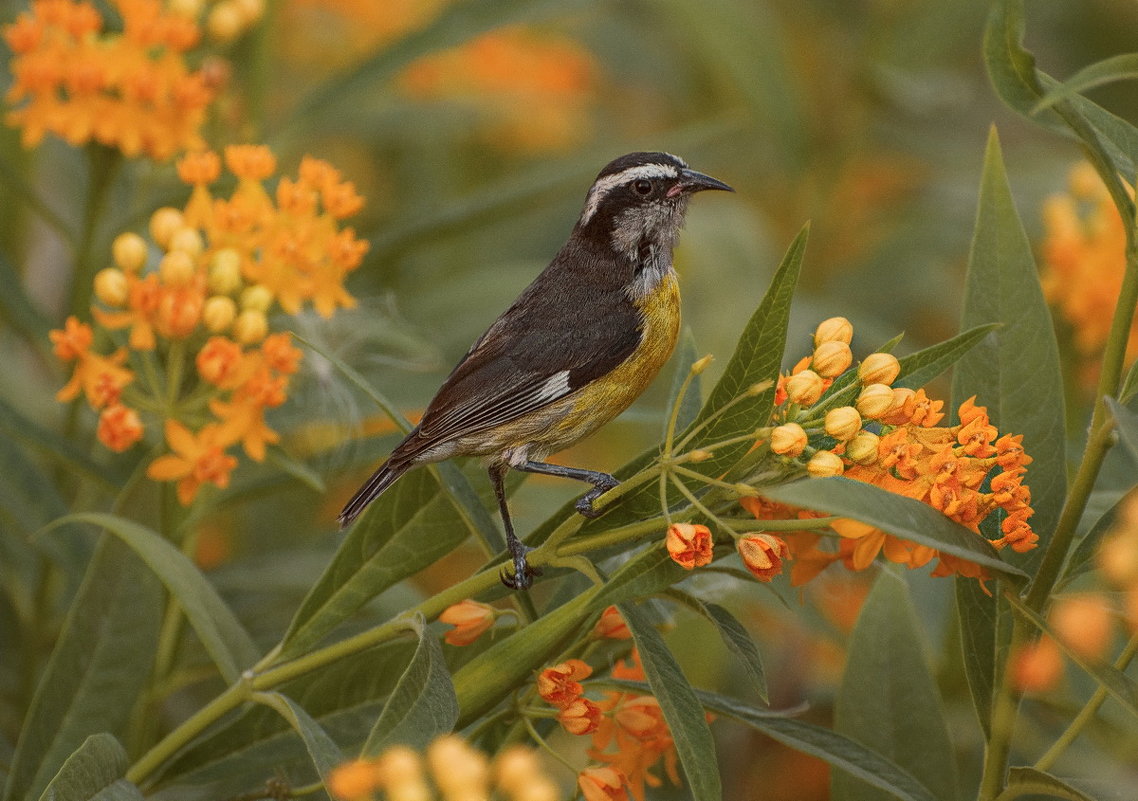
394, 246, 641, 459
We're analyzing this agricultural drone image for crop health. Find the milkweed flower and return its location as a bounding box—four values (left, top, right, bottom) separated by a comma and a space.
593, 606, 632, 640
737, 534, 789, 582
438, 599, 497, 646
665, 523, 713, 569
50, 146, 368, 506
3, 0, 214, 160
536, 658, 591, 708
578, 766, 630, 801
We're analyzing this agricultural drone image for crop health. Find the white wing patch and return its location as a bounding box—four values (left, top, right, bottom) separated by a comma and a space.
536, 369, 572, 402
580, 162, 683, 226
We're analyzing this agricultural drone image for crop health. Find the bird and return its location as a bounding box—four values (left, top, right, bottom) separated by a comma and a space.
337, 151, 732, 589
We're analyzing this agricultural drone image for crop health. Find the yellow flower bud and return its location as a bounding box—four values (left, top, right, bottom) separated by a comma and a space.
149, 207, 184, 250
233, 308, 268, 344
887, 387, 917, 418
846, 431, 880, 465
207, 0, 245, 41
824, 406, 862, 441
208, 248, 243, 295
168, 227, 204, 257
159, 250, 197, 287
812, 340, 852, 378
770, 422, 807, 457
167, 0, 204, 16
686, 449, 713, 462
856, 383, 895, 419
785, 369, 824, 406
111, 232, 148, 272
814, 316, 853, 346
691, 354, 714, 374
93, 268, 128, 307
202, 295, 237, 333
858, 352, 901, 386
232, 0, 265, 23
807, 450, 844, 477
240, 284, 274, 312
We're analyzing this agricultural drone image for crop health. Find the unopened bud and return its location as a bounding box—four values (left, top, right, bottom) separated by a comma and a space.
240, 284, 273, 312
93, 268, 128, 306
691, 354, 713, 374
882, 387, 917, 424
686, 449, 713, 462
812, 340, 852, 378
233, 308, 268, 344
813, 316, 853, 346
824, 406, 862, 441
858, 352, 901, 386
208, 248, 243, 294
203, 295, 237, 332
747, 380, 772, 396
159, 250, 196, 287
112, 232, 148, 272
807, 450, 844, 477
856, 383, 895, 419
770, 422, 807, 457
207, 0, 245, 41
167, 0, 204, 16
149, 207, 185, 250
733, 483, 759, 497
785, 369, 824, 406
846, 431, 880, 464
232, 0, 265, 23
168, 227, 204, 257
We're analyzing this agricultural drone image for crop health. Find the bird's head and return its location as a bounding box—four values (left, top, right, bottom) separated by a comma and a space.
576, 151, 733, 260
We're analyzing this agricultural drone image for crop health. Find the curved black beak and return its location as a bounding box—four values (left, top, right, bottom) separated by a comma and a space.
667, 168, 734, 197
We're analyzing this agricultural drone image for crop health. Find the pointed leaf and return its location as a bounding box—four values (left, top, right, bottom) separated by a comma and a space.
35, 734, 141, 801
1032, 53, 1138, 113
1062, 491, 1131, 587
894, 324, 1001, 391
0, 395, 121, 492
363, 617, 459, 754
664, 328, 704, 438
954, 578, 1012, 738
281, 468, 470, 658
3, 538, 161, 801
950, 127, 1066, 567
1005, 767, 1098, 801
45, 513, 260, 682
619, 602, 721, 801
253, 692, 344, 781
1004, 592, 1138, 719
762, 478, 1028, 582
833, 573, 957, 801
665, 590, 767, 702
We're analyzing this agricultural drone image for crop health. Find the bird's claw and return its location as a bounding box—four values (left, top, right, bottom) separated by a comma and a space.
500, 546, 541, 590
575, 478, 620, 519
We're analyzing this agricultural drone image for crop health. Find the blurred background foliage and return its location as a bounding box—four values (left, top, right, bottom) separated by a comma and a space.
1, 0, 1137, 798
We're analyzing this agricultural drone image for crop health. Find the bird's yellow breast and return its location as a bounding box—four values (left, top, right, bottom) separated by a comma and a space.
552, 271, 681, 440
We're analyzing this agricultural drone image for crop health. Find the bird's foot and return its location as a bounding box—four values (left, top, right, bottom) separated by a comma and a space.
500, 543, 542, 590
574, 476, 621, 519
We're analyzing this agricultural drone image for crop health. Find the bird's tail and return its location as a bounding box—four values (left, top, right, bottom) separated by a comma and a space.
337, 459, 412, 529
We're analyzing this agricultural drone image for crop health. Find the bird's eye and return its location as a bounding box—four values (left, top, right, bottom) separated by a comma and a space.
633, 179, 653, 196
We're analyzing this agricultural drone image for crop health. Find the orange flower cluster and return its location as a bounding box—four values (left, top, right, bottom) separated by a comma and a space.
536, 608, 683, 801
3, 0, 214, 160
49, 145, 368, 504
398, 27, 597, 152
752, 317, 1038, 584
327, 736, 559, 801
1040, 162, 1138, 368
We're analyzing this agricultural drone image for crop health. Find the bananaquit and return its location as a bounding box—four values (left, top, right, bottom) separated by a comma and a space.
338, 152, 732, 589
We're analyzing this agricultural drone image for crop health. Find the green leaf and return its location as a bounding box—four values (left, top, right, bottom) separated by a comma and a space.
1004, 767, 1098, 801
1119, 360, 1138, 404
833, 572, 957, 801
1107, 397, 1138, 463
0, 251, 53, 350
1032, 53, 1138, 113
664, 590, 767, 702
44, 513, 260, 683
1062, 492, 1128, 587
1004, 592, 1138, 719
661, 685, 938, 801
35, 734, 142, 801
619, 602, 721, 801
0, 395, 121, 493
363, 617, 459, 755
950, 127, 1066, 567
3, 538, 162, 801
280, 468, 471, 659
252, 692, 344, 782
894, 324, 1001, 391
954, 579, 1012, 738
762, 478, 1028, 582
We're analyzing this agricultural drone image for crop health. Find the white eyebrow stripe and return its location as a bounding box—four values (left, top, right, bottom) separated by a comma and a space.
579, 163, 683, 226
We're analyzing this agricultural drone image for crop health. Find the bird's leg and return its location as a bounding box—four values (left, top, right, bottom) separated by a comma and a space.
489, 463, 539, 590
516, 461, 620, 519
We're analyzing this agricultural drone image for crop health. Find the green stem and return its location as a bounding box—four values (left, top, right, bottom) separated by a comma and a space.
555, 515, 685, 558
977, 613, 1028, 801
1034, 630, 1138, 772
